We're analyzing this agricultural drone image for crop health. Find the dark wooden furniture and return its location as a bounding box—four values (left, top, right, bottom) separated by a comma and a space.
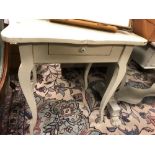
0, 43, 9, 104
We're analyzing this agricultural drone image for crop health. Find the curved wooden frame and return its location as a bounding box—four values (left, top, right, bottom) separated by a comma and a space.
0, 43, 9, 94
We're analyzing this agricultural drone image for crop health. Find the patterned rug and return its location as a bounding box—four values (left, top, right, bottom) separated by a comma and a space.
0, 61, 155, 135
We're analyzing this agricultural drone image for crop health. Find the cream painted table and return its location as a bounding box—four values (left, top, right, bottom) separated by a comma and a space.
1, 20, 147, 134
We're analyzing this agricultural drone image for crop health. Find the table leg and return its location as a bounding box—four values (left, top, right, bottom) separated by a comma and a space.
18, 45, 37, 134
32, 65, 37, 88
99, 63, 126, 122
84, 63, 92, 90
107, 96, 121, 127
99, 46, 133, 123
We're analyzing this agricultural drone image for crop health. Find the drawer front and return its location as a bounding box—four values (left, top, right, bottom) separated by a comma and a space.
49, 43, 112, 56
33, 44, 124, 64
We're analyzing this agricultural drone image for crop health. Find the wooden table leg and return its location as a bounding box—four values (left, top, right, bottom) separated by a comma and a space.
107, 96, 121, 126
99, 46, 133, 123
99, 63, 126, 122
32, 65, 37, 88
18, 45, 37, 134
84, 63, 92, 90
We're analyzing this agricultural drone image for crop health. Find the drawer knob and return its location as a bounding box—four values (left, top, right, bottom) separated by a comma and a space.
80, 47, 86, 53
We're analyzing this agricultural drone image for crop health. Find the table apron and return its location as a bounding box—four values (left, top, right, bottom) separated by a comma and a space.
32, 44, 124, 64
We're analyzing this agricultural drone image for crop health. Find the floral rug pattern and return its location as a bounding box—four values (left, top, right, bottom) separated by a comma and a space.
0, 61, 155, 135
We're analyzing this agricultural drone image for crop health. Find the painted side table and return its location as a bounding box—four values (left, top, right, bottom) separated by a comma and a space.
1, 20, 147, 134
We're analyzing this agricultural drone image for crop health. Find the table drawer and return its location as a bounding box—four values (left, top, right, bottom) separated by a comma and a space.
49, 43, 112, 56
33, 44, 124, 63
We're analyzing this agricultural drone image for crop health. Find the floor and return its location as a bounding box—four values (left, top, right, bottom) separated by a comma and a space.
0, 61, 155, 135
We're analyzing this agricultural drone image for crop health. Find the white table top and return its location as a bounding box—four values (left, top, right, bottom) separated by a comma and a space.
1, 20, 147, 45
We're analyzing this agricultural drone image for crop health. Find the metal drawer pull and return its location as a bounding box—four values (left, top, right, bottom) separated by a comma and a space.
80, 47, 86, 53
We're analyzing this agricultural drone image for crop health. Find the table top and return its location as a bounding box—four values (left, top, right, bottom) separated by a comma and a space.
1, 20, 147, 45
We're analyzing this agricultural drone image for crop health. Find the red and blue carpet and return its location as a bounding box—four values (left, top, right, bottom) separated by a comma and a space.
0, 61, 155, 135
